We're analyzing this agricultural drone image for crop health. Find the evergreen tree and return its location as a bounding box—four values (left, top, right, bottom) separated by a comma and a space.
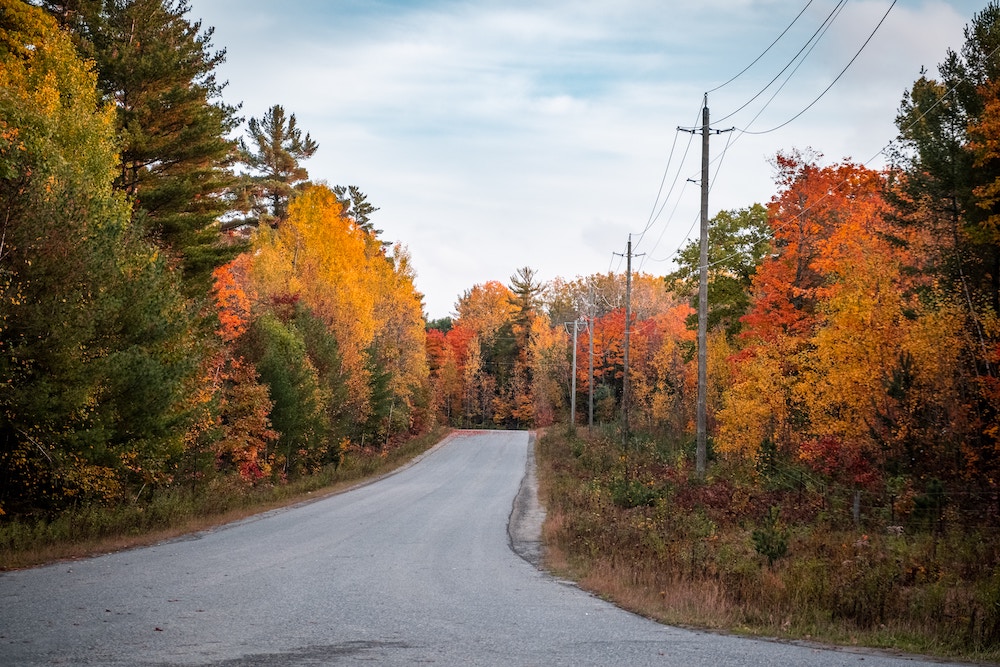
44, 0, 244, 291
0, 0, 199, 512
239, 104, 318, 226
892, 2, 1000, 311
333, 185, 381, 236
508, 266, 544, 331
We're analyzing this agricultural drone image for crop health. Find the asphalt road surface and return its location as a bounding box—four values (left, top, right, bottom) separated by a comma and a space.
0, 430, 972, 666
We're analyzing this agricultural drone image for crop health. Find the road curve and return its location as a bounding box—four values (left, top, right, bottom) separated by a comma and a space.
0, 430, 969, 666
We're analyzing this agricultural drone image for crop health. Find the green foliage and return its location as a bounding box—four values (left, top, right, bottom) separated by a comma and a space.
426, 317, 453, 333
751, 506, 789, 566
608, 476, 662, 509
238, 104, 318, 225
665, 204, 771, 338
892, 2, 1000, 313
508, 266, 544, 330
360, 344, 394, 447
291, 304, 349, 454
333, 184, 381, 237
0, 0, 199, 512
49, 0, 244, 291
237, 312, 329, 477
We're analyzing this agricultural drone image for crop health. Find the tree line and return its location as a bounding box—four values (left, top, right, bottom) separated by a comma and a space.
426, 4, 1000, 515
2, 0, 1000, 524
0, 0, 426, 515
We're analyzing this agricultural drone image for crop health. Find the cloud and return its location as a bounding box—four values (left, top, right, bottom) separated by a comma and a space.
190, 0, 980, 319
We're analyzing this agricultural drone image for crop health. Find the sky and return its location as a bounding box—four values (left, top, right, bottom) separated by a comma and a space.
187, 0, 988, 320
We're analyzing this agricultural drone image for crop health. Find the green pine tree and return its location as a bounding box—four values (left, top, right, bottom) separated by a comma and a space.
239, 104, 318, 226
41, 0, 244, 292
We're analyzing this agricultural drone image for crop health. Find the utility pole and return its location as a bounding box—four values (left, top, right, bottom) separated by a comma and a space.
569, 319, 579, 430
697, 99, 709, 480
588, 284, 595, 429
680, 94, 732, 480
622, 235, 632, 449
615, 235, 642, 450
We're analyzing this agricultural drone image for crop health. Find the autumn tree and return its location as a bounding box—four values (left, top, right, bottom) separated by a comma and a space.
718, 154, 880, 458
713, 154, 980, 490
626, 306, 696, 434
0, 0, 199, 512
454, 281, 515, 344
242, 184, 427, 445
204, 259, 277, 483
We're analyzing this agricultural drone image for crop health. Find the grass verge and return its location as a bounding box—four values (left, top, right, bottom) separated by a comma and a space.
0, 427, 449, 571
536, 426, 1000, 664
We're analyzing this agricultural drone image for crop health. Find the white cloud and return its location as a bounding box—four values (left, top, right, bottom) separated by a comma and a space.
190, 0, 982, 318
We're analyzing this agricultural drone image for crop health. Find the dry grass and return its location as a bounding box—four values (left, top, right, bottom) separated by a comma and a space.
535, 426, 1000, 664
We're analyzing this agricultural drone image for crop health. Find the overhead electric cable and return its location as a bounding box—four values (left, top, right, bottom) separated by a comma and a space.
707, 0, 816, 94
635, 103, 703, 250
682, 12, 846, 193
660, 0, 893, 276
739, 0, 897, 135
640, 128, 682, 234
715, 0, 849, 124
635, 131, 696, 246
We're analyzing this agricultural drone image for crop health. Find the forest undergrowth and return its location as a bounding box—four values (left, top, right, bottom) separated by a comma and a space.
0, 427, 448, 571
536, 427, 1000, 663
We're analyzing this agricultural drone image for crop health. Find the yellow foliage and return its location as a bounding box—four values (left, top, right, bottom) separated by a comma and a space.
717, 345, 793, 457
245, 184, 428, 426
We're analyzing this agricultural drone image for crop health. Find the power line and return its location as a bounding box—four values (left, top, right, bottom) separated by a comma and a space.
715, 0, 849, 124
646, 0, 900, 276
739, 0, 897, 135
708, 0, 817, 94
634, 0, 856, 272
634, 103, 703, 250
639, 128, 682, 235
720, 0, 847, 146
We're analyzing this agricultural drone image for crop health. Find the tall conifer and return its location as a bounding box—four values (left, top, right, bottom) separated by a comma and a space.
238, 104, 318, 227
39, 0, 243, 291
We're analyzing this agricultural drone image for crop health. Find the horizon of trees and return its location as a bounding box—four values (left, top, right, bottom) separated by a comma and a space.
2, 0, 999, 521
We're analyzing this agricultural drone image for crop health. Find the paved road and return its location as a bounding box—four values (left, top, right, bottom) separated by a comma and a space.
0, 430, 971, 666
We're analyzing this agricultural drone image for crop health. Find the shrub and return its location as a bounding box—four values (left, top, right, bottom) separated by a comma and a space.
752, 506, 789, 565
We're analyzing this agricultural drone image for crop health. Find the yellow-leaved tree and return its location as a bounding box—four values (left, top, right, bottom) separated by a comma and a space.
243, 183, 428, 447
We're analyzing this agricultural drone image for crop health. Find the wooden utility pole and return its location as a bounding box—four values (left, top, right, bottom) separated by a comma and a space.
681, 94, 731, 480
623, 235, 633, 449
696, 99, 710, 479
588, 285, 595, 429
570, 319, 579, 429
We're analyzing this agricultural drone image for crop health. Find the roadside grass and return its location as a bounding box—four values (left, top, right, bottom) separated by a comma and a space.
0, 427, 449, 571
536, 426, 1000, 664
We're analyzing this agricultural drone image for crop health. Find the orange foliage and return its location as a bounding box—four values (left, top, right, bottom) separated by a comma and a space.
211, 257, 254, 342
213, 357, 277, 482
